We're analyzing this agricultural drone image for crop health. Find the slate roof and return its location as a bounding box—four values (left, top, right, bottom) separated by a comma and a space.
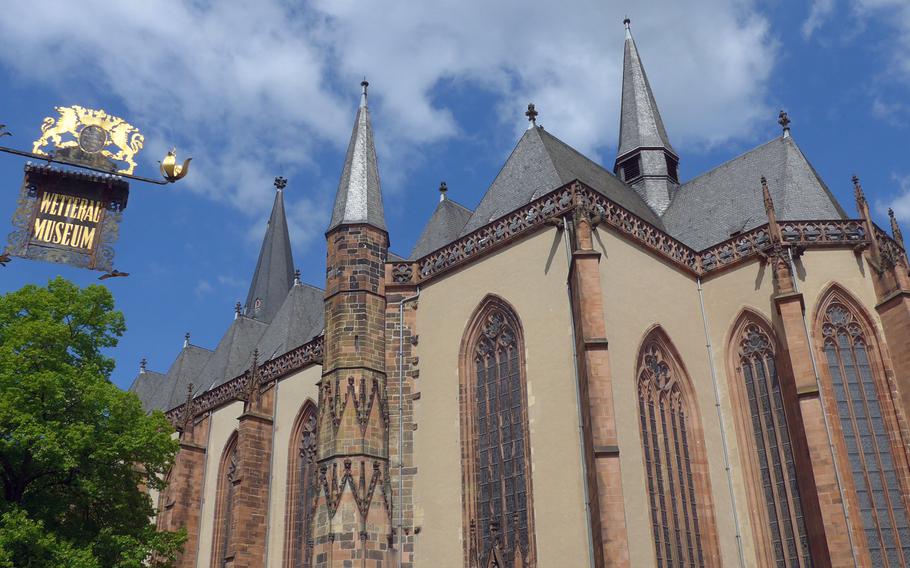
328, 82, 386, 232
156, 345, 213, 411
410, 198, 473, 259
662, 136, 848, 250
255, 283, 325, 361
128, 370, 168, 413
460, 126, 662, 235
194, 315, 269, 394
244, 189, 295, 323
617, 20, 675, 159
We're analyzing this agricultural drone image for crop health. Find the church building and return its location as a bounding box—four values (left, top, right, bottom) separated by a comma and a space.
130, 19, 910, 567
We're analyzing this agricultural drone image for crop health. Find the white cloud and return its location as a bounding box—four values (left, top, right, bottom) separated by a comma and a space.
803, 0, 836, 38
886, 174, 910, 221
0, 0, 777, 229
194, 279, 213, 298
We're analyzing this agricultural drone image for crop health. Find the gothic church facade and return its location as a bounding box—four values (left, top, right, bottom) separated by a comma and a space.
130, 20, 910, 567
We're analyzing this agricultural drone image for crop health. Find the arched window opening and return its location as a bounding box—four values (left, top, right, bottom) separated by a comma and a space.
637, 329, 717, 567
734, 318, 810, 566
820, 297, 910, 566
212, 433, 238, 568
461, 298, 536, 567
285, 402, 319, 568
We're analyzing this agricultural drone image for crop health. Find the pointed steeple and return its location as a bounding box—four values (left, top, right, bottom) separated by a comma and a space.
243, 177, 295, 323
614, 18, 679, 216
328, 80, 386, 232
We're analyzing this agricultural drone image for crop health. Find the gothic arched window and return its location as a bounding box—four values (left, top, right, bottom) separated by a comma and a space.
211, 433, 237, 568
637, 328, 718, 567
284, 401, 319, 568
818, 290, 910, 566
730, 314, 810, 566
460, 297, 536, 567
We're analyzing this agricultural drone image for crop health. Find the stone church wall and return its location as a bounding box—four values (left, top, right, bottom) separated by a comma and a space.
265, 365, 322, 564
411, 227, 591, 567
196, 400, 242, 568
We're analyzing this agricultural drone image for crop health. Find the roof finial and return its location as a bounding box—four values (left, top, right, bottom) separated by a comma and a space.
294, 268, 301, 286
184, 332, 190, 348
623, 16, 632, 38
525, 103, 538, 129
234, 301, 242, 319
139, 357, 147, 374
889, 208, 905, 248
778, 110, 791, 139
361, 78, 369, 108
274, 176, 287, 192
439, 181, 448, 202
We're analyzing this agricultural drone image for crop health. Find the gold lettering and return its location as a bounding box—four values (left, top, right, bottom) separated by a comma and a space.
93, 203, 102, 223
33, 217, 49, 240
79, 226, 96, 249
39, 193, 54, 214
52, 221, 64, 244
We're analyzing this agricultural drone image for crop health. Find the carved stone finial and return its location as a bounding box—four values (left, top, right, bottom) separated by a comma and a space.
525, 103, 538, 129
139, 358, 147, 373
294, 268, 301, 286
234, 301, 242, 319
852, 175, 866, 208
183, 332, 190, 348
274, 176, 288, 191
778, 110, 791, 138
888, 207, 905, 249
179, 382, 195, 434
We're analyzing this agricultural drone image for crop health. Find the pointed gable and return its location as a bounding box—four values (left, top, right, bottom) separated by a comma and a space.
128, 369, 168, 413
460, 126, 662, 236
160, 344, 213, 411
662, 136, 847, 249
194, 316, 269, 393
328, 81, 386, 232
410, 198, 473, 259
244, 186, 295, 323
255, 282, 325, 361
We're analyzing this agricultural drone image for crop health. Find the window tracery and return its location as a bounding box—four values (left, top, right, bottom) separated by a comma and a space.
212, 434, 237, 568
637, 334, 710, 567
820, 299, 910, 566
286, 403, 318, 568
461, 300, 535, 567
735, 320, 810, 566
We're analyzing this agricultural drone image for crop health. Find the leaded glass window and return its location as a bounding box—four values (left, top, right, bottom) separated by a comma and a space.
737, 322, 810, 567
462, 301, 535, 567
287, 404, 318, 568
821, 301, 910, 566
213, 435, 237, 568
638, 338, 705, 567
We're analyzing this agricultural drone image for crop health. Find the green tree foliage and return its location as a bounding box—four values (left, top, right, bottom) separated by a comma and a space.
0, 277, 184, 567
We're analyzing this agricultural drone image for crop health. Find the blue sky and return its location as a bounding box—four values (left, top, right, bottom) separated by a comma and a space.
1, 0, 909, 391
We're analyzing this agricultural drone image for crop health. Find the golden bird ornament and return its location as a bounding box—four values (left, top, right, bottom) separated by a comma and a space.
160, 148, 191, 182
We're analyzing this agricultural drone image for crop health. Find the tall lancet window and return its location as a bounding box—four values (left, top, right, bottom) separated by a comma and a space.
818, 291, 910, 566
731, 315, 810, 566
637, 328, 718, 567
212, 433, 238, 568
460, 297, 536, 567
284, 402, 319, 568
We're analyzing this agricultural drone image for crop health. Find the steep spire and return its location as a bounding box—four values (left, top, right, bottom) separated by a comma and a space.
243, 177, 295, 323
615, 18, 679, 216
328, 80, 386, 232
616, 18, 675, 158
